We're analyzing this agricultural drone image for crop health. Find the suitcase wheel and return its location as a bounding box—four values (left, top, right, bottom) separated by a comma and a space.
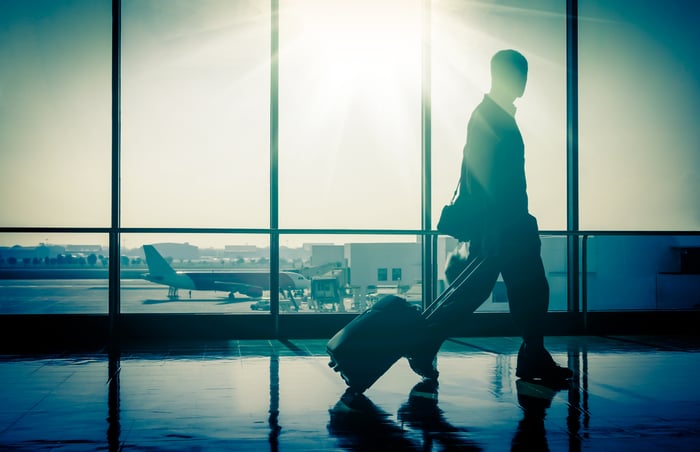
328, 359, 340, 372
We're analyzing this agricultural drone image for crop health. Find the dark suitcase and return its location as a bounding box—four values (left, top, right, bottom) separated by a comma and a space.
326, 255, 486, 393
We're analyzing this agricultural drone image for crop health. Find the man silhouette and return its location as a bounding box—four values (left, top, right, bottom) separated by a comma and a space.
410, 49, 573, 383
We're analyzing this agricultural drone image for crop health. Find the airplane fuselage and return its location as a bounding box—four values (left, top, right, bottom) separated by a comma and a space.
144, 270, 307, 298
142, 244, 310, 300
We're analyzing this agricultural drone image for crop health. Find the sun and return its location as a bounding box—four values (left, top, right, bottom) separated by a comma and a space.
279, 0, 423, 172
280, 0, 422, 117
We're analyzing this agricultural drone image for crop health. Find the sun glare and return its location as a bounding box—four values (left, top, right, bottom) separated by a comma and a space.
281, 0, 421, 116
277, 0, 424, 230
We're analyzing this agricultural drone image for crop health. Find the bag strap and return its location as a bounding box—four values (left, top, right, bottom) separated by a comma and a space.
452, 154, 472, 203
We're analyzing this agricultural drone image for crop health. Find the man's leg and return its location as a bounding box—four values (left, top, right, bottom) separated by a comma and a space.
501, 216, 573, 381
408, 246, 499, 380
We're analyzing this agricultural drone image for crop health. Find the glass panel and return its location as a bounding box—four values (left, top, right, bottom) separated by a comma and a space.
278, 0, 423, 229
579, 0, 700, 230
0, 0, 111, 227
121, 233, 271, 313
121, 0, 270, 228
431, 0, 567, 230
280, 234, 423, 313
0, 233, 109, 314
584, 235, 700, 311
438, 234, 567, 313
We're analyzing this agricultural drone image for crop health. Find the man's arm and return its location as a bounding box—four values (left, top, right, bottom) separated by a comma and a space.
464, 115, 504, 256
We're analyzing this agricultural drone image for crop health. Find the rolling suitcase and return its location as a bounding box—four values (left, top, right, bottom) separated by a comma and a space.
326, 255, 486, 393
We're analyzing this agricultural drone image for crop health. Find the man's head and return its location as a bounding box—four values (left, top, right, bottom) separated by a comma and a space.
489, 49, 528, 102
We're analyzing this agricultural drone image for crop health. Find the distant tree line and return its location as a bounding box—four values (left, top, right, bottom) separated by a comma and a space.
0, 253, 107, 267
0, 253, 306, 269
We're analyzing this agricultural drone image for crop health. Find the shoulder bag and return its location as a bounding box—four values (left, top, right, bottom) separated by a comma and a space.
437, 163, 477, 242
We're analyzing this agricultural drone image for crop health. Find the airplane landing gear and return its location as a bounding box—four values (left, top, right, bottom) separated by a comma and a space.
168, 286, 179, 300
228, 292, 235, 300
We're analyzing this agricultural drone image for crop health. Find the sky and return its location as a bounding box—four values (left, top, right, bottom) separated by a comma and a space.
0, 0, 698, 249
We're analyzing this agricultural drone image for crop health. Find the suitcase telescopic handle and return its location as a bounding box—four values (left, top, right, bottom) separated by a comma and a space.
422, 255, 486, 321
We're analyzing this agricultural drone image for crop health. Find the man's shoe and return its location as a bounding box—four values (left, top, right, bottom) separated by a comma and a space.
407, 335, 442, 381
407, 353, 439, 381
516, 343, 573, 382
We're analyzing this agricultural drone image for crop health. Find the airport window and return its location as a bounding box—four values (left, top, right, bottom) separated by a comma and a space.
120, 0, 271, 228
492, 281, 508, 304
0, 233, 110, 315
278, 0, 423, 229
2, 0, 700, 328
0, 0, 112, 228
578, 0, 700, 230
582, 235, 700, 311
120, 233, 271, 314
437, 237, 569, 314
431, 0, 567, 231
280, 234, 422, 314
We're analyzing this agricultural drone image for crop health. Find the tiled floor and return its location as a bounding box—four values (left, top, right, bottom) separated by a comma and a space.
1, 335, 699, 451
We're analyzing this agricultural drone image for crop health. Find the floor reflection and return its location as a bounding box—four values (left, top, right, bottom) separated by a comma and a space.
328, 338, 591, 452
2, 336, 700, 450
397, 380, 483, 451
107, 348, 121, 452
328, 388, 427, 451
565, 344, 588, 452
269, 352, 281, 452
328, 380, 484, 451
512, 379, 571, 451
328, 378, 576, 452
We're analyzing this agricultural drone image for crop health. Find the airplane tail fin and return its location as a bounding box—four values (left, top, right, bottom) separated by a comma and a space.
143, 245, 176, 277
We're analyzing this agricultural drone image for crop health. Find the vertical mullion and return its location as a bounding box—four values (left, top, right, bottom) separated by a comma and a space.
109, 0, 121, 345
270, 0, 280, 334
421, 0, 434, 308
566, 0, 580, 313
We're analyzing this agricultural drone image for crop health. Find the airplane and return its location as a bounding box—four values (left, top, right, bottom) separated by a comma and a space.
142, 244, 310, 300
